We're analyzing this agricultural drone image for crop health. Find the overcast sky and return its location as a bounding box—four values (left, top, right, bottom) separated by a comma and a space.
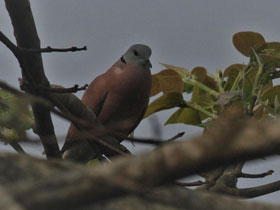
1, 0, 280, 204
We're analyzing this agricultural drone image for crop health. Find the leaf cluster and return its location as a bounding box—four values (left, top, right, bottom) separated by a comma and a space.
145, 31, 280, 127
0, 90, 33, 144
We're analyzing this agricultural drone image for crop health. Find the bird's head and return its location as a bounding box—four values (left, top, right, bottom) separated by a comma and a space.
121, 44, 152, 68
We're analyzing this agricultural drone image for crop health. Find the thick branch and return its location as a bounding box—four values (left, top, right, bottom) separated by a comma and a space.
146, 187, 280, 210
6, 111, 280, 209
4, 0, 61, 159
0, 152, 277, 210
0, 152, 278, 210
0, 186, 25, 210
0, 31, 18, 57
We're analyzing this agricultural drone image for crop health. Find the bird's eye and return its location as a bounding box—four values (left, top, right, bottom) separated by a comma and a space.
133, 50, 139, 56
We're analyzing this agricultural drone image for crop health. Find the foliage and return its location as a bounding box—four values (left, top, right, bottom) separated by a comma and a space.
0, 90, 34, 144
145, 31, 280, 127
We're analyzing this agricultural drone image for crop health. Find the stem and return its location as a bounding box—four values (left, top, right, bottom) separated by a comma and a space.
186, 102, 218, 119
217, 69, 225, 94
230, 71, 242, 92
230, 64, 251, 92
182, 78, 220, 98
251, 49, 264, 106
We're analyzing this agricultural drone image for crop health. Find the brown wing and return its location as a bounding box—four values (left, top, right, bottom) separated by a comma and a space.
61, 74, 108, 153
81, 74, 108, 116
127, 104, 148, 136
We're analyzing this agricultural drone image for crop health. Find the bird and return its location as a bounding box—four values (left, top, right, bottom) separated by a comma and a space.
61, 44, 152, 162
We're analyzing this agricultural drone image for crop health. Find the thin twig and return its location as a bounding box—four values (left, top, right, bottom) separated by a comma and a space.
174, 180, 207, 187
126, 137, 163, 145
9, 141, 26, 154
20, 79, 88, 94
0, 31, 87, 55
238, 170, 274, 178
126, 132, 185, 145
18, 46, 87, 54
0, 133, 26, 154
39, 84, 88, 93
166, 132, 185, 142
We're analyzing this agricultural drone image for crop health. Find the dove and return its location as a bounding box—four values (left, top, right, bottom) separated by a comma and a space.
62, 44, 152, 162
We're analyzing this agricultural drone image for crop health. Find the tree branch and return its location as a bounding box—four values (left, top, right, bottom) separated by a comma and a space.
0, 31, 19, 57
239, 170, 274, 178
238, 180, 280, 198
175, 180, 206, 187
4, 0, 61, 159
5, 109, 280, 209
125, 132, 185, 146
19, 79, 88, 94
19, 46, 87, 54
146, 187, 280, 210
38, 84, 88, 94
0, 152, 278, 210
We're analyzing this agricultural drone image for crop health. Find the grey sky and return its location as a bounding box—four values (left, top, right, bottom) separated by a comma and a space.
1, 0, 280, 204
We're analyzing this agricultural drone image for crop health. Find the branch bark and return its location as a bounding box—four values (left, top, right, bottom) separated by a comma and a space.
4, 0, 61, 159
4, 110, 280, 209
238, 181, 280, 198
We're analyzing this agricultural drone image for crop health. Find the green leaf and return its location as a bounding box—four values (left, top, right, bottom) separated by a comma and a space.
258, 42, 280, 66
160, 63, 190, 77
150, 75, 161, 97
199, 112, 209, 121
243, 77, 254, 103
0, 92, 34, 132
1, 128, 26, 144
144, 92, 184, 118
232, 31, 265, 57
223, 64, 245, 78
259, 54, 280, 67
191, 66, 218, 91
261, 80, 273, 95
202, 76, 219, 91
197, 95, 214, 109
156, 69, 184, 94
150, 69, 185, 96
258, 42, 280, 56
184, 83, 193, 93
191, 85, 200, 103
0, 90, 14, 100
223, 64, 245, 91
165, 107, 201, 125
87, 159, 100, 166
191, 66, 207, 82
261, 85, 280, 105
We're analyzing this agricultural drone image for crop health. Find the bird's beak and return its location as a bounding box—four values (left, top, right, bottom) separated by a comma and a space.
146, 59, 152, 68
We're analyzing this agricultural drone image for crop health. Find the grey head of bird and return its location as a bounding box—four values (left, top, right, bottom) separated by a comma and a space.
121, 44, 152, 68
